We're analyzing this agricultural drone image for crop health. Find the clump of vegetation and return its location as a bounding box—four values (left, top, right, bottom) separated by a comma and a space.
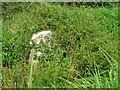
2, 2, 118, 88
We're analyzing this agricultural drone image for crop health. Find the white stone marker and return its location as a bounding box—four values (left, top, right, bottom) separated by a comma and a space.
29, 30, 52, 63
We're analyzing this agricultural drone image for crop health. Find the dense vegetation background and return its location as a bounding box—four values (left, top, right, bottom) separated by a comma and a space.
2, 2, 118, 88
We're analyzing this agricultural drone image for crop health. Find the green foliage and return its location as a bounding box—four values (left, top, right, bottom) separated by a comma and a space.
2, 2, 118, 88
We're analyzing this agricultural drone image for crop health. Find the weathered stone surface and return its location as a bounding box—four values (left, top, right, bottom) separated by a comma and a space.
28, 30, 52, 63
30, 30, 52, 45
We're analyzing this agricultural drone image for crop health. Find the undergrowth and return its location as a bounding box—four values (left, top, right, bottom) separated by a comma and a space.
2, 2, 118, 88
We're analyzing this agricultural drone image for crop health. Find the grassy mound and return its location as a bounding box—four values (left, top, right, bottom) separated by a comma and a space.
2, 2, 118, 88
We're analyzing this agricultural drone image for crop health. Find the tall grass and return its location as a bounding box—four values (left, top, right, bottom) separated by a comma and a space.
2, 2, 118, 88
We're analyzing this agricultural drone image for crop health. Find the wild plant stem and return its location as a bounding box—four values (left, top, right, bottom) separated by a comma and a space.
28, 55, 33, 88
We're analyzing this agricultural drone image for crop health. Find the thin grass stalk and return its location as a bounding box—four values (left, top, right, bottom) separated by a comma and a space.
28, 53, 34, 88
